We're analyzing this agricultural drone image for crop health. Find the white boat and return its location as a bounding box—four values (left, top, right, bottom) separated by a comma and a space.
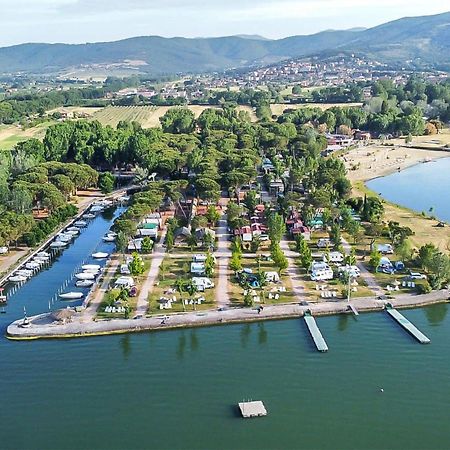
9, 275, 27, 283
102, 234, 116, 242
16, 269, 33, 278
75, 280, 94, 288
90, 205, 104, 213
37, 251, 50, 258
83, 213, 96, 219
75, 272, 95, 280
74, 220, 87, 228
59, 292, 84, 300
34, 256, 50, 263
50, 241, 67, 249
92, 252, 109, 259
57, 233, 73, 242
82, 264, 101, 271
65, 230, 79, 237
25, 262, 40, 270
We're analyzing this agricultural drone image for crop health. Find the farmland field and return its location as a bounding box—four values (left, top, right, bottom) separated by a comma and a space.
88, 105, 257, 128
0, 122, 53, 151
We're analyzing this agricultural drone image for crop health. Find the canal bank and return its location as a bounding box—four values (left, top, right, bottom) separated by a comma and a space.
6, 289, 448, 340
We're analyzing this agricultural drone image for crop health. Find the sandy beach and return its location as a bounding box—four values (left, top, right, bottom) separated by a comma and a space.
344, 143, 450, 182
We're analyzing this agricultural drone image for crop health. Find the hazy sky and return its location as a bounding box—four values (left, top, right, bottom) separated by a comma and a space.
0, 0, 449, 46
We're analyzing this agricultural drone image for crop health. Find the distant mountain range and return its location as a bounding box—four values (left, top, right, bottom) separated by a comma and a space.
0, 11, 449, 76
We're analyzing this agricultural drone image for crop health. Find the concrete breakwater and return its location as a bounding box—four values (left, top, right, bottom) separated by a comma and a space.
6, 290, 448, 340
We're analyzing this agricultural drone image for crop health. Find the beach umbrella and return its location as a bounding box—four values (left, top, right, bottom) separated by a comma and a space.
52, 308, 75, 322
393, 279, 401, 287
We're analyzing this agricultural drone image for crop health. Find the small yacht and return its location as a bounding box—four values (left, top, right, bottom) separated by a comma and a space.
75, 280, 95, 288
90, 205, 104, 213
102, 233, 116, 242
25, 261, 40, 270
75, 272, 96, 280
59, 292, 84, 300
92, 252, 109, 259
0, 288, 6, 304
65, 229, 79, 237
50, 240, 67, 249
36, 251, 50, 258
9, 275, 27, 283
82, 264, 101, 271
83, 213, 96, 219
74, 220, 87, 228
16, 269, 34, 278
34, 256, 49, 263
57, 233, 73, 242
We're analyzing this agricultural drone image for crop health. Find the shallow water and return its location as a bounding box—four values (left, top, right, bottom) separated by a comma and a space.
1, 207, 450, 449
367, 157, 450, 222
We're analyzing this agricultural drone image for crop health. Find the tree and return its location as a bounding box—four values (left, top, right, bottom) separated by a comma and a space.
115, 231, 128, 254
129, 252, 145, 276
347, 220, 363, 245
205, 251, 215, 277
369, 249, 382, 270
244, 190, 258, 215
98, 172, 115, 194
165, 227, 174, 251
329, 224, 342, 250
418, 243, 439, 271
271, 244, 288, 275
186, 233, 198, 252
250, 235, 261, 253
396, 238, 413, 262
205, 205, 220, 226
229, 253, 242, 273
159, 108, 195, 134
427, 252, 450, 290
174, 278, 187, 312
267, 213, 286, 247
141, 237, 154, 254
159, 260, 168, 281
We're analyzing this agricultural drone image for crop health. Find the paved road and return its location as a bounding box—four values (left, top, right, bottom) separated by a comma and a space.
82, 256, 121, 320
135, 227, 168, 316
9, 289, 449, 340
341, 237, 384, 296
215, 215, 231, 307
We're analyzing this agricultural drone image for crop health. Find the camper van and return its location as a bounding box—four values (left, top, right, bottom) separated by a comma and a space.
192, 277, 215, 291
323, 251, 344, 264
310, 261, 334, 281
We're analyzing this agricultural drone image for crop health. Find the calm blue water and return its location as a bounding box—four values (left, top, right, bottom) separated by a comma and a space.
1, 205, 450, 449
367, 157, 450, 222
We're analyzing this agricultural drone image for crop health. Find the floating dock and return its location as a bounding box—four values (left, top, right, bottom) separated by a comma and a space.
304, 311, 328, 352
238, 401, 267, 418
386, 307, 430, 344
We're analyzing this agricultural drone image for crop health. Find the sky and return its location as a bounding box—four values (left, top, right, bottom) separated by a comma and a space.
0, 0, 449, 46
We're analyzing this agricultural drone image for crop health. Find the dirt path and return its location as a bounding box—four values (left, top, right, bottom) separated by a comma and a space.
280, 237, 306, 301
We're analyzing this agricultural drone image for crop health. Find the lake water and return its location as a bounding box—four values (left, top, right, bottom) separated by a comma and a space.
367, 157, 450, 222
1, 207, 450, 449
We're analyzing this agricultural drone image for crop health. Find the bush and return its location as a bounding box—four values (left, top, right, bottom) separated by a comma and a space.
416, 280, 432, 294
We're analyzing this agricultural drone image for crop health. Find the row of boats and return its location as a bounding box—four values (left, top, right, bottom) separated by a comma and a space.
7, 199, 115, 284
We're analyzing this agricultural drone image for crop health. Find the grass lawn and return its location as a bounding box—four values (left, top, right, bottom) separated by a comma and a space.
229, 257, 296, 306
96, 255, 151, 319
147, 255, 217, 314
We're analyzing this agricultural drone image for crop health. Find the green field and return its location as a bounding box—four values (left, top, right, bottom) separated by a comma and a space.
0, 123, 52, 151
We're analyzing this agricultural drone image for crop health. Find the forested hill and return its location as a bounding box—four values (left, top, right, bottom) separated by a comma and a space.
0, 11, 449, 75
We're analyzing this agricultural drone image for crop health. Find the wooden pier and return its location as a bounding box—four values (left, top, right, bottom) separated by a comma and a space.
386, 306, 430, 344
348, 304, 359, 316
304, 311, 328, 352
238, 401, 267, 418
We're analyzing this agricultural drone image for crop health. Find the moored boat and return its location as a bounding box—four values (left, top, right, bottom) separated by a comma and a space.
9, 275, 27, 283
75, 280, 95, 288
74, 220, 87, 228
75, 272, 96, 280
82, 264, 101, 271
59, 292, 84, 300
92, 252, 109, 259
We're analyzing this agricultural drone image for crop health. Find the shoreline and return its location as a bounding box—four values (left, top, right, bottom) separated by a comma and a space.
6, 290, 449, 340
